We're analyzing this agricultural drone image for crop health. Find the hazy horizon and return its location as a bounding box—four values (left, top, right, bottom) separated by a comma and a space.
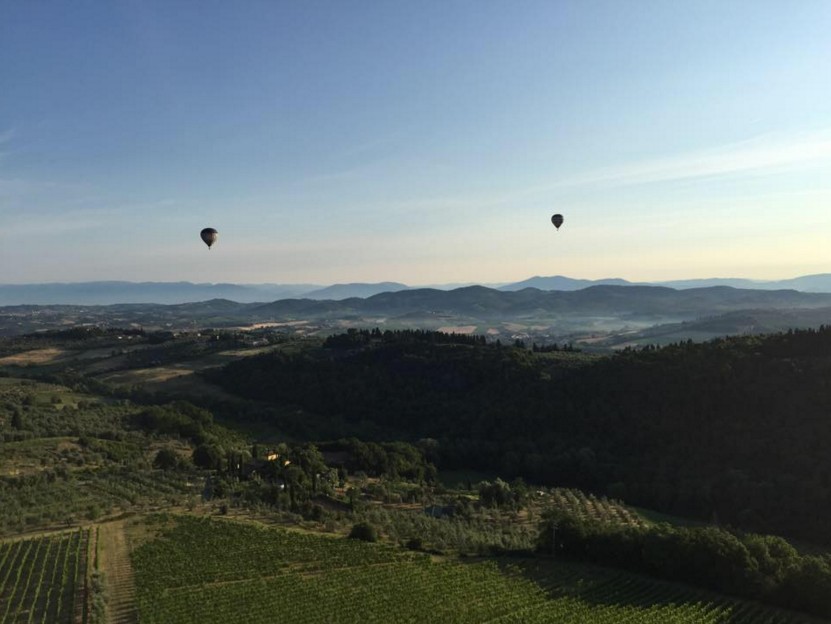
0, 270, 828, 289
3, 1, 831, 285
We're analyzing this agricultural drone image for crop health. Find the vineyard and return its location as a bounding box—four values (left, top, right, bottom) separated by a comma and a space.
131, 515, 824, 624
0, 528, 89, 624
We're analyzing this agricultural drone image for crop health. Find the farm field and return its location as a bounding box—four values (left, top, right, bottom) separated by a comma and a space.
0, 528, 88, 624
130, 514, 825, 624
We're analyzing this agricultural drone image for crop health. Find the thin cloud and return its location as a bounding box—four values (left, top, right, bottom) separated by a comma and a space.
0, 176, 101, 207
1, 197, 185, 239
382, 129, 831, 216
208, 130, 831, 225
0, 208, 124, 237
545, 130, 831, 190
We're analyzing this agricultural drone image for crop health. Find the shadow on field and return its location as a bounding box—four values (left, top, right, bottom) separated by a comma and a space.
478, 557, 809, 624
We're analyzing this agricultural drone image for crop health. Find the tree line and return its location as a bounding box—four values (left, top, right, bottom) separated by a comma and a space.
538, 509, 831, 619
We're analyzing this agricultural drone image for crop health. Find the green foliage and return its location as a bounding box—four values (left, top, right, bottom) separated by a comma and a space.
348, 521, 378, 542
130, 515, 818, 624
0, 377, 205, 535
0, 466, 200, 535
543, 488, 647, 528
478, 478, 528, 510
318, 438, 436, 482
405, 536, 423, 551
537, 510, 831, 619
323, 328, 488, 349
209, 332, 541, 441
193, 444, 224, 470
153, 447, 181, 470
134, 401, 214, 444
0, 528, 88, 624
356, 505, 537, 555
211, 327, 831, 546
0, 377, 132, 440
88, 570, 107, 624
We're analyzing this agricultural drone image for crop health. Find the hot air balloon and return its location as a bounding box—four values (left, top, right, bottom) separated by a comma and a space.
200, 228, 218, 249
551, 214, 564, 230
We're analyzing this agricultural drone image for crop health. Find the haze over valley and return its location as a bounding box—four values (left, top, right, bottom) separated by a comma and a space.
6, 275, 831, 351
10, 273, 831, 306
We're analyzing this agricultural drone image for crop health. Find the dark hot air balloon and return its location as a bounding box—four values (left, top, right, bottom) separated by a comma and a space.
551, 214, 564, 230
200, 228, 218, 249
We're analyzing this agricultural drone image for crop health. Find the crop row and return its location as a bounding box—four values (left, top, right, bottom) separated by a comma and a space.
0, 529, 88, 624
132, 516, 399, 594
547, 488, 647, 528
132, 516, 821, 624
512, 559, 816, 624
136, 556, 736, 624
0, 466, 198, 536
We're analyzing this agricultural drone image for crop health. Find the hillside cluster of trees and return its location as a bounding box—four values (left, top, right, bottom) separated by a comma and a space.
204, 437, 437, 515
211, 327, 831, 546
539, 509, 831, 618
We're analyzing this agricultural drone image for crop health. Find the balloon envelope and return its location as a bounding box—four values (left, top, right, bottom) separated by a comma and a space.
551, 214, 564, 230
200, 228, 218, 248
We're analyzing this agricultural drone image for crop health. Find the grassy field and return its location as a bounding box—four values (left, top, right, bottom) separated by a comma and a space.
129, 514, 825, 624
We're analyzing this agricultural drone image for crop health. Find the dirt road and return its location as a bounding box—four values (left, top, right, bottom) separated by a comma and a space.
96, 521, 138, 624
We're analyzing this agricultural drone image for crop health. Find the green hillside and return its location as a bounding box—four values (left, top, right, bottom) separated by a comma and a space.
210, 327, 831, 546
4, 327, 831, 621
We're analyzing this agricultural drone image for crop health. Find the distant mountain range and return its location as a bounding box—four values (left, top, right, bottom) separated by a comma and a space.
252, 285, 831, 320
499, 276, 633, 291
499, 274, 831, 292
5, 284, 831, 340
0, 281, 318, 305
301, 282, 410, 300
6, 273, 831, 305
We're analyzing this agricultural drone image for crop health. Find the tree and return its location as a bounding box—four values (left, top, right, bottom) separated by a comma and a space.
283, 465, 308, 511
193, 444, 224, 470
349, 522, 378, 542
294, 444, 327, 493
153, 448, 180, 471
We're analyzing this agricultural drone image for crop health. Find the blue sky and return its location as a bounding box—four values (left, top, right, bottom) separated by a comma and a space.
2, 1, 830, 285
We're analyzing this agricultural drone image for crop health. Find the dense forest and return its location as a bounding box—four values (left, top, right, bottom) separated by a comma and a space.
210, 327, 831, 546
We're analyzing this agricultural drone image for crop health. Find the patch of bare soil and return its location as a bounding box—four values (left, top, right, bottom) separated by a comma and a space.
0, 348, 66, 365
437, 325, 477, 334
